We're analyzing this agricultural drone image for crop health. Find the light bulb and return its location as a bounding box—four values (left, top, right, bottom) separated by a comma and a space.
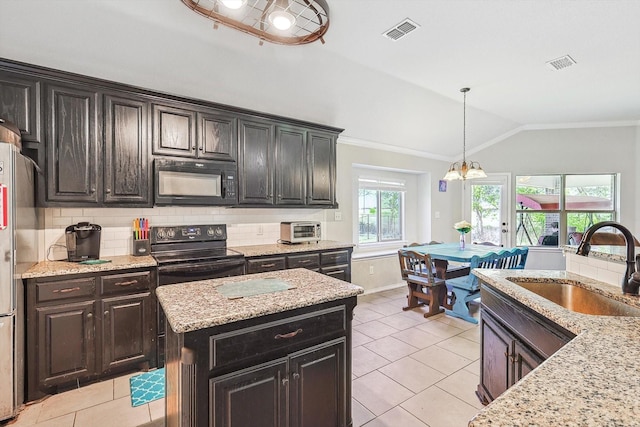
269, 10, 295, 30
220, 0, 246, 10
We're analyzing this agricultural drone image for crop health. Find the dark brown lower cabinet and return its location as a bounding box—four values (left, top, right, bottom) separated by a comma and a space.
26, 268, 157, 401
36, 301, 96, 390
245, 247, 352, 282
477, 283, 573, 405
165, 298, 355, 427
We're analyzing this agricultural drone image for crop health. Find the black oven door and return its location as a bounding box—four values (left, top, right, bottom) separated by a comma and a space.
157, 258, 246, 286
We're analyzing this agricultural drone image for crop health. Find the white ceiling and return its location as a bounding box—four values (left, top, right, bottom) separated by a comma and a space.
1, 0, 639, 160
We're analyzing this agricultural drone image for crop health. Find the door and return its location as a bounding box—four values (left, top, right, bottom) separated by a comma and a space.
275, 126, 306, 205
101, 292, 153, 372
464, 174, 510, 246
289, 339, 346, 427
152, 103, 197, 158
478, 310, 511, 404
512, 341, 542, 385
307, 130, 336, 206
0, 72, 41, 144
211, 359, 288, 427
104, 94, 151, 205
197, 108, 237, 161
45, 83, 100, 204
36, 301, 96, 388
238, 119, 275, 205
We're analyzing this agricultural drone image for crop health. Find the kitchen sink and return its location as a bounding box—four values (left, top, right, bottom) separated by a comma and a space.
510, 280, 640, 317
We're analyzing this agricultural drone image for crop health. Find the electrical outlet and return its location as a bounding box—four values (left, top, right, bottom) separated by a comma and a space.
369, 265, 374, 275
334, 211, 342, 221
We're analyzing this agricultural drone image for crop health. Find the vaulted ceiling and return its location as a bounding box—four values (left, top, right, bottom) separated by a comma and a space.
2, 0, 639, 160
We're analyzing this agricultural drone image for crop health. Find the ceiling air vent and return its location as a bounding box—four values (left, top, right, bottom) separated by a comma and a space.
383, 18, 420, 41
546, 55, 577, 71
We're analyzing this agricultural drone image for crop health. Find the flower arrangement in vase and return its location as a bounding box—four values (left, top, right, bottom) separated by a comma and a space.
454, 220, 472, 250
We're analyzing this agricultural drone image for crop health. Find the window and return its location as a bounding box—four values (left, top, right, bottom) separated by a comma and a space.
358, 178, 404, 244
515, 174, 616, 247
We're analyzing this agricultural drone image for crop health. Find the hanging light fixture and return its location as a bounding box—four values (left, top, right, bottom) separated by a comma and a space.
181, 0, 329, 46
443, 87, 487, 181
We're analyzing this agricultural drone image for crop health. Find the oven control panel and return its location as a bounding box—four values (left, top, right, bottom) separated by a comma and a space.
151, 224, 227, 243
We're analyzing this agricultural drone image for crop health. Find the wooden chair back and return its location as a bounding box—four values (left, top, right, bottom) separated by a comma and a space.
398, 250, 438, 283
459, 247, 529, 291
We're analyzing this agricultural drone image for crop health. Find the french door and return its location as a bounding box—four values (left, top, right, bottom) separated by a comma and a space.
463, 174, 511, 247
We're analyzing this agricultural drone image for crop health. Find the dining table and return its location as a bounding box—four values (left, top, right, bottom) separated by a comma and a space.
403, 243, 508, 279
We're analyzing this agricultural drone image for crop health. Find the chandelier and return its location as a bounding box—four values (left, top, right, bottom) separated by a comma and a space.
181, 0, 330, 45
442, 88, 487, 181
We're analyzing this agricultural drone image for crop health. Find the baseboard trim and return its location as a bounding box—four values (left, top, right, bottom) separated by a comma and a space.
361, 282, 405, 295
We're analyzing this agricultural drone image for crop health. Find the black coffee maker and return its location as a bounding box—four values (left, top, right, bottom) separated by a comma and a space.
65, 222, 101, 262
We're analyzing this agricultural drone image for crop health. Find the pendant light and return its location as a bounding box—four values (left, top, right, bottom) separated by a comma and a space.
219, 0, 247, 10
443, 87, 487, 181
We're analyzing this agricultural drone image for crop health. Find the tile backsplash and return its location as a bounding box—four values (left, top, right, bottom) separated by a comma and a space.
42, 206, 326, 261
564, 252, 626, 287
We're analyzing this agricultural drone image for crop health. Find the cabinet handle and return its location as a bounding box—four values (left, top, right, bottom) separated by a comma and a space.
281, 378, 289, 386
198, 146, 203, 151
261, 263, 276, 268
104, 311, 109, 316
298, 260, 311, 264
114, 280, 138, 287
191, 145, 196, 150
91, 188, 95, 194
87, 313, 93, 318
53, 287, 81, 294
293, 372, 300, 380
106, 188, 111, 194
274, 328, 303, 340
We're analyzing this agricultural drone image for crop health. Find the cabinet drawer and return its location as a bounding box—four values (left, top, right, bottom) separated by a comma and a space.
210, 305, 345, 369
36, 277, 96, 303
246, 257, 286, 274
320, 250, 349, 266
100, 271, 151, 296
287, 253, 320, 269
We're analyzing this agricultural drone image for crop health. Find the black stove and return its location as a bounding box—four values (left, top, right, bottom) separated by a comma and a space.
151, 224, 245, 286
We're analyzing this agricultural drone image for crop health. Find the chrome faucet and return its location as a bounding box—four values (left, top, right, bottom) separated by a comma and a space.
576, 221, 640, 295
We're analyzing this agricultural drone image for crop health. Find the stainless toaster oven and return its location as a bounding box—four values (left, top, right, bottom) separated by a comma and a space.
280, 222, 321, 244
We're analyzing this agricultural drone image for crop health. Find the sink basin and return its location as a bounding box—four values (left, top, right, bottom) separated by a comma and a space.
511, 280, 640, 317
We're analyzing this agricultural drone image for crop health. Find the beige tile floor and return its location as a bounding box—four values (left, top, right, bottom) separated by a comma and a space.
6, 285, 482, 427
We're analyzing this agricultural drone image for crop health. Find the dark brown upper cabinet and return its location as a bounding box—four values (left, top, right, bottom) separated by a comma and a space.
307, 130, 336, 206
152, 103, 197, 158
104, 93, 151, 205
197, 107, 237, 161
44, 82, 101, 205
238, 118, 275, 205
0, 71, 41, 145
275, 125, 306, 205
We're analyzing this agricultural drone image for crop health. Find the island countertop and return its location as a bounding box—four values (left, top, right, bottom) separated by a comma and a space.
230, 240, 354, 257
468, 269, 640, 426
156, 268, 364, 334
22, 255, 157, 279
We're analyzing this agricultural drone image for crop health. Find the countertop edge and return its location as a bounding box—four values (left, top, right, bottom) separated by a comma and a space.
22, 255, 157, 279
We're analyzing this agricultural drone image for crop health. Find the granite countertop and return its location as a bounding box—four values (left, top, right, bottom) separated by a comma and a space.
230, 240, 355, 257
468, 269, 640, 426
22, 255, 157, 279
156, 268, 363, 333
562, 244, 640, 264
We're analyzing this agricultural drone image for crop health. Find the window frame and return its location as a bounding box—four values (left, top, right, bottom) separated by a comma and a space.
514, 173, 617, 247
356, 178, 406, 246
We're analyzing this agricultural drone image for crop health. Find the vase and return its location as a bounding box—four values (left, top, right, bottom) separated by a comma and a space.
459, 232, 466, 250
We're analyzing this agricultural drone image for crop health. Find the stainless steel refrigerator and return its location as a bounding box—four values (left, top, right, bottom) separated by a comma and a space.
0, 119, 38, 422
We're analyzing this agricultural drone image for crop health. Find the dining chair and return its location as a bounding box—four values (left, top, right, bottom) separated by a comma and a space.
398, 249, 451, 318
444, 247, 529, 324
404, 242, 470, 279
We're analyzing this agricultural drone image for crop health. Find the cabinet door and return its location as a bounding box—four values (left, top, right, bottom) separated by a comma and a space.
152, 104, 197, 157
0, 72, 41, 143
306, 130, 336, 206
36, 301, 96, 388
101, 292, 154, 372
478, 310, 512, 404
290, 339, 346, 427
246, 256, 287, 274
238, 119, 275, 205
197, 108, 237, 161
104, 94, 151, 205
45, 83, 100, 204
320, 266, 350, 282
512, 341, 542, 385
275, 126, 306, 205
211, 359, 288, 427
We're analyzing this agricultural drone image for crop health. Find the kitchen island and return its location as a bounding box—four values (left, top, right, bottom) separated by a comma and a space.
469, 269, 640, 426
156, 268, 363, 427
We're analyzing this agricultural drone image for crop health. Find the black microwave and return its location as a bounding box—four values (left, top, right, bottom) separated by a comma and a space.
154, 158, 238, 206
